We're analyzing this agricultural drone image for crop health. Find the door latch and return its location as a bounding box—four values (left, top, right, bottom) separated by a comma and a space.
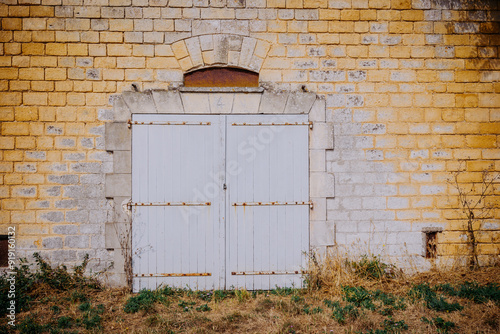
223, 183, 227, 190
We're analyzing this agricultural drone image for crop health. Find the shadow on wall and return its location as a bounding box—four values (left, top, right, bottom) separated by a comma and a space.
433, 0, 498, 10
428, 0, 500, 70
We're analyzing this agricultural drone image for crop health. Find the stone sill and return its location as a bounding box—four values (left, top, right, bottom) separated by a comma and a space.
178, 87, 264, 93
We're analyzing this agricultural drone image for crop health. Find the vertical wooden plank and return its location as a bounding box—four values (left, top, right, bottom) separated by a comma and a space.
219, 115, 226, 290
226, 116, 239, 289
180, 123, 189, 288
132, 117, 150, 290
171, 122, 182, 288
283, 128, 296, 286
235, 126, 245, 289
131, 208, 141, 292
199, 123, 208, 291
273, 122, 285, 289
297, 125, 309, 287
226, 118, 234, 289
159, 126, 170, 288
148, 125, 159, 290
244, 126, 255, 290
186, 125, 196, 289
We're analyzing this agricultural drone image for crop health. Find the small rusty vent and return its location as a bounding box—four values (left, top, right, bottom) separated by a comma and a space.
184, 67, 259, 87
425, 232, 438, 259
0, 235, 8, 267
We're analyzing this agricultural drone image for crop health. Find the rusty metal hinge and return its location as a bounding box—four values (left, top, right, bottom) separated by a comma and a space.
128, 121, 211, 126
231, 122, 312, 127
129, 202, 211, 207
232, 201, 312, 207
231, 270, 307, 275
134, 273, 211, 277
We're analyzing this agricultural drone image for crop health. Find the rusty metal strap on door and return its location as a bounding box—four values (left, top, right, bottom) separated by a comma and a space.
232, 201, 313, 208
231, 121, 313, 129
128, 120, 211, 126
232, 271, 306, 275
129, 202, 211, 207
134, 273, 211, 277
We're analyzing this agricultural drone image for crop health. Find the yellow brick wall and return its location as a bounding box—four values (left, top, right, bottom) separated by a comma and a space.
0, 0, 498, 266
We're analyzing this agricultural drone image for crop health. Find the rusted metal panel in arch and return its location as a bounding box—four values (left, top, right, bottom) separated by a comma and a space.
184, 67, 259, 87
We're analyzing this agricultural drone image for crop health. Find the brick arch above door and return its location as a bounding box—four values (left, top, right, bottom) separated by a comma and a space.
169, 34, 272, 74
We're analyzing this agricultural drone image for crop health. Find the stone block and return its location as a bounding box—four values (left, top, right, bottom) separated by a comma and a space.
248, 55, 265, 72
91, 235, 105, 248
105, 123, 131, 151
65, 235, 89, 249
51, 250, 77, 262
105, 222, 130, 248
164, 32, 192, 45
310, 172, 335, 198
122, 91, 157, 114
106, 272, 128, 288
181, 93, 211, 114
66, 210, 89, 223
39, 211, 64, 223
228, 0, 245, 8
42, 237, 63, 249
310, 122, 333, 149
200, 35, 213, 50
80, 224, 102, 234
192, 20, 221, 36
238, 37, 257, 68
71, 162, 101, 173
309, 150, 326, 172
105, 223, 119, 248
185, 37, 203, 66
209, 93, 234, 114
47, 175, 79, 185
157, 69, 183, 82
113, 197, 132, 223
152, 90, 184, 113
213, 34, 229, 64
362, 197, 386, 210
232, 93, 261, 113
113, 249, 126, 273
284, 91, 316, 114
113, 151, 131, 173
310, 70, 345, 82
310, 197, 326, 221
436, 46, 454, 58
308, 97, 326, 122
258, 90, 288, 114
310, 220, 335, 246
55, 200, 76, 209
335, 222, 357, 233
105, 174, 132, 197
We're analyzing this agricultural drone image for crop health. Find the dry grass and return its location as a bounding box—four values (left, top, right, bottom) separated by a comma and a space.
2, 254, 499, 334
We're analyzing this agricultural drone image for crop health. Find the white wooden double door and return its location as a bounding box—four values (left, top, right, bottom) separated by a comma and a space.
131, 114, 309, 291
